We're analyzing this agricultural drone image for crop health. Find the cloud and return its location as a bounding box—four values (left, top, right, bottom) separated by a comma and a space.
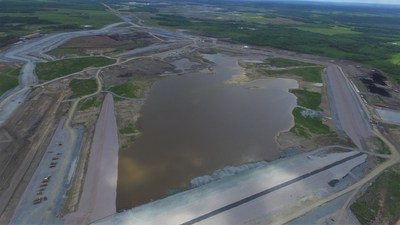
299, 0, 400, 4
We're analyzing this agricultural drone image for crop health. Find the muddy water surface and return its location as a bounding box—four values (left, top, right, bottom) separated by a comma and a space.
117, 54, 298, 210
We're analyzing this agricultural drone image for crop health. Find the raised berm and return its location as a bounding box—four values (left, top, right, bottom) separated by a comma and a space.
95, 148, 366, 225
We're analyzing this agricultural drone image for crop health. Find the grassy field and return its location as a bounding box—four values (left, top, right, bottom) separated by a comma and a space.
119, 123, 140, 147
376, 138, 391, 155
0, 2, 120, 47
36, 57, 115, 81
263, 67, 324, 83
296, 25, 360, 36
143, 1, 400, 83
108, 77, 156, 99
109, 82, 137, 98
290, 107, 332, 138
351, 167, 400, 225
47, 48, 86, 57
0, 64, 21, 96
34, 9, 118, 29
0, 9, 119, 29
119, 123, 138, 135
228, 13, 270, 24
69, 79, 97, 99
266, 58, 315, 67
291, 89, 321, 110
78, 96, 101, 110
391, 53, 400, 65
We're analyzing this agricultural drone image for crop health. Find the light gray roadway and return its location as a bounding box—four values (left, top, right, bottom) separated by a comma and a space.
0, 22, 124, 124
95, 150, 366, 225
325, 65, 372, 149
265, 51, 373, 149
9, 119, 84, 225
0, 22, 125, 63
65, 94, 119, 225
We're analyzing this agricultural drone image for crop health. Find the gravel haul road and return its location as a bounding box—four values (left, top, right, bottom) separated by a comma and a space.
0, 23, 124, 124
326, 65, 372, 148
65, 93, 119, 224
94, 150, 366, 225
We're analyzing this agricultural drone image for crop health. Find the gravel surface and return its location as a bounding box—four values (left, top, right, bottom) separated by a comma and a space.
325, 65, 372, 148
66, 93, 119, 224
9, 119, 84, 225
94, 150, 366, 225
0, 23, 124, 125
286, 192, 354, 225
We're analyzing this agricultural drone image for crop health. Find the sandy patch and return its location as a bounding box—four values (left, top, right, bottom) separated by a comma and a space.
224, 74, 250, 84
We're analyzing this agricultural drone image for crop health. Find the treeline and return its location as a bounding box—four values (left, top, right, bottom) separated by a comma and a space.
167, 0, 400, 15
0, 1, 105, 13
122, 6, 159, 13
151, 13, 400, 82
0, 16, 56, 25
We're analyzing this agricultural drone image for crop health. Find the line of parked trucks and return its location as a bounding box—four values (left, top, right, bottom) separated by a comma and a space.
33, 176, 51, 205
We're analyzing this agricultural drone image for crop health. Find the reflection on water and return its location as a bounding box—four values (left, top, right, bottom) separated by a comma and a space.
116, 54, 298, 210
376, 108, 400, 124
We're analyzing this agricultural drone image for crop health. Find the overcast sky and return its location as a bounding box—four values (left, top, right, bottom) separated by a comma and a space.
301, 0, 400, 4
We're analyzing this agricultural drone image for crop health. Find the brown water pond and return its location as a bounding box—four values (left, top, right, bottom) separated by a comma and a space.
116, 54, 298, 210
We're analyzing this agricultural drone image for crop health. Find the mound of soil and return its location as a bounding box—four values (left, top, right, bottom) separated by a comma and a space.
361, 77, 391, 97
370, 71, 387, 86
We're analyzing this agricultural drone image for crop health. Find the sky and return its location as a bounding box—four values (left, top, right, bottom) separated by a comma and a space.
298, 0, 400, 4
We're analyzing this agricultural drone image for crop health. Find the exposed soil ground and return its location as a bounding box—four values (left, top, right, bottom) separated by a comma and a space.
51, 32, 160, 57
346, 64, 400, 111
2, 15, 399, 224
0, 38, 375, 223
114, 99, 144, 150
102, 58, 174, 87
0, 84, 68, 224
61, 95, 104, 216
